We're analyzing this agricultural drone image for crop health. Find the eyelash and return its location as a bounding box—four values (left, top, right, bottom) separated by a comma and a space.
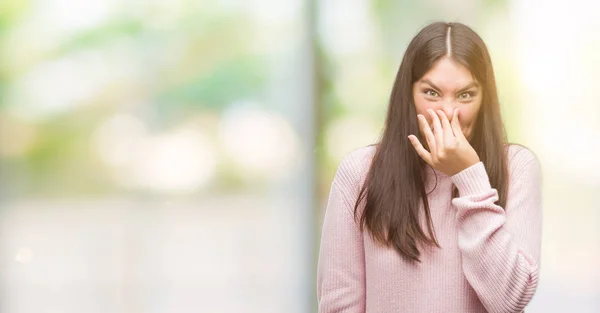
423, 89, 477, 100
458, 91, 477, 100
424, 89, 439, 97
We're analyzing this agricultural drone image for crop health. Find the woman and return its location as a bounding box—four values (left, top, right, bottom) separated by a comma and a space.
316, 22, 542, 313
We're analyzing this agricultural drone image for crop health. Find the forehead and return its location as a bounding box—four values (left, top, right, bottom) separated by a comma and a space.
419, 57, 476, 90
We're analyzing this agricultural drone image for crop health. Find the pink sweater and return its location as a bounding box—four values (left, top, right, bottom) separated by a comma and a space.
316, 145, 542, 313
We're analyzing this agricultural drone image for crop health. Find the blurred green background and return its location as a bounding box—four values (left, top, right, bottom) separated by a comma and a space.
0, 0, 598, 312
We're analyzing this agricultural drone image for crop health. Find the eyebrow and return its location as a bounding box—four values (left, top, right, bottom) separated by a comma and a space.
420, 79, 479, 94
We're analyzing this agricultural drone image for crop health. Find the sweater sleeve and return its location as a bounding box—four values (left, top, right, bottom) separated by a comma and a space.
450, 149, 542, 313
316, 166, 366, 312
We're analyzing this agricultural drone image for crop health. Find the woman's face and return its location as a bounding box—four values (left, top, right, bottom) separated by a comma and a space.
412, 57, 482, 140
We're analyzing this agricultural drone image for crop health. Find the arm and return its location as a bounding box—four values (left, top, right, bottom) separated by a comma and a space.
316, 179, 366, 313
450, 150, 542, 313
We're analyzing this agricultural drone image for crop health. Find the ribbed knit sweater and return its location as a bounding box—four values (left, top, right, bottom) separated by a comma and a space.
316, 144, 542, 313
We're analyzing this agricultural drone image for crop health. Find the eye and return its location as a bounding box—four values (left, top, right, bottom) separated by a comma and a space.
424, 89, 439, 97
458, 91, 476, 100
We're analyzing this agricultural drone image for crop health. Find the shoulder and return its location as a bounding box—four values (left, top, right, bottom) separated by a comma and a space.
332, 145, 377, 193
505, 143, 542, 183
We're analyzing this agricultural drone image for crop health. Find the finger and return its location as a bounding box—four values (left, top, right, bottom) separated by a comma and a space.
436, 110, 454, 143
408, 135, 433, 165
417, 114, 436, 153
427, 109, 444, 151
451, 108, 467, 140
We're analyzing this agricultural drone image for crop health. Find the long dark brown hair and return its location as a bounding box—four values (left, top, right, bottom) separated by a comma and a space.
354, 22, 509, 262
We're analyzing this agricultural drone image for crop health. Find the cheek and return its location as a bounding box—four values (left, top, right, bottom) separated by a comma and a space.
459, 108, 474, 123
459, 106, 481, 127
413, 96, 434, 116
413, 94, 424, 112
412, 87, 435, 115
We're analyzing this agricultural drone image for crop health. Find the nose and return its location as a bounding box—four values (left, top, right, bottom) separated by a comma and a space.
431, 101, 455, 121
442, 107, 455, 120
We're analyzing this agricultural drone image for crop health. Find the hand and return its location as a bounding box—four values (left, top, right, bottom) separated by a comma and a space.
407, 108, 480, 176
